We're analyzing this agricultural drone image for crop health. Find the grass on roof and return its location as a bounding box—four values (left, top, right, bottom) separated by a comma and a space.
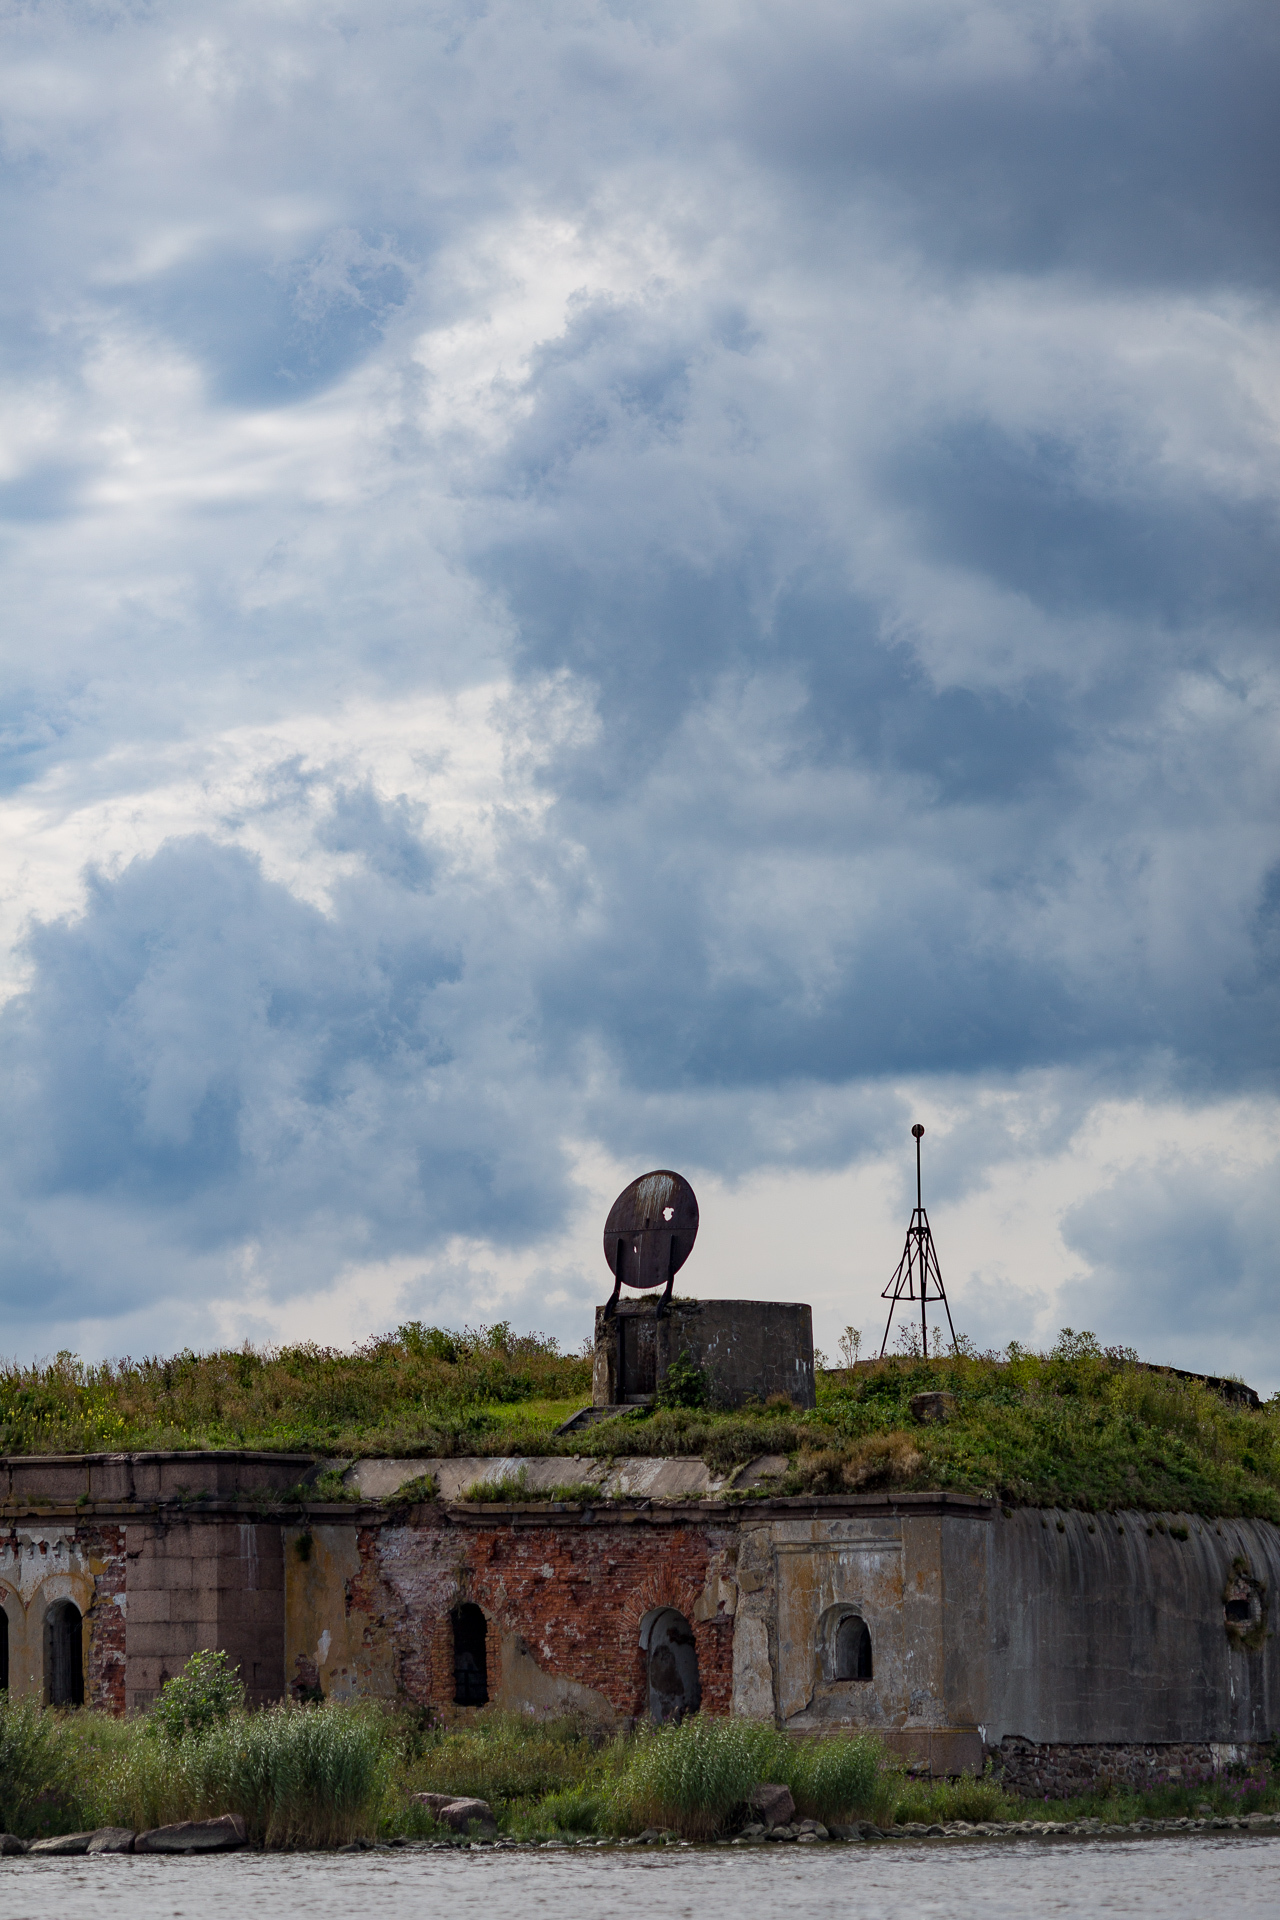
1, 1323, 1277, 1520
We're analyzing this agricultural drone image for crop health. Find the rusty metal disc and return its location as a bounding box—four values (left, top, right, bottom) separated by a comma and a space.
603, 1170, 699, 1291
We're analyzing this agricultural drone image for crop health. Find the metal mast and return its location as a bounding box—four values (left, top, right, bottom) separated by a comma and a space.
879, 1124, 956, 1359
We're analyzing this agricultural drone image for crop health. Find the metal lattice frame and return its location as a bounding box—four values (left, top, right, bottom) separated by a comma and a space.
879, 1124, 956, 1360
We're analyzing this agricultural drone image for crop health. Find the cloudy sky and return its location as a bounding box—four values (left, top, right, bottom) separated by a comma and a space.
1, 0, 1277, 1386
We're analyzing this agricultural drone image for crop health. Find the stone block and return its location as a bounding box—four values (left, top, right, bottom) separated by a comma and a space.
127, 1589, 172, 1625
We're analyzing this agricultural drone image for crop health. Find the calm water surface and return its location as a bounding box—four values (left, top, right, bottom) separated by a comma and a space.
2, 1838, 1279, 1920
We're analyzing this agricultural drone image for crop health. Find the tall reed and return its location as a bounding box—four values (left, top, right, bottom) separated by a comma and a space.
96, 1702, 389, 1848
613, 1717, 791, 1839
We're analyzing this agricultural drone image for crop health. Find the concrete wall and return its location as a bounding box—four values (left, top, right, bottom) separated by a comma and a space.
730, 1500, 987, 1773
593, 1298, 815, 1410
979, 1507, 1280, 1746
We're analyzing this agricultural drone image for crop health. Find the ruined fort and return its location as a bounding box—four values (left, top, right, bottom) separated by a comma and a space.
2, 1168, 1276, 1798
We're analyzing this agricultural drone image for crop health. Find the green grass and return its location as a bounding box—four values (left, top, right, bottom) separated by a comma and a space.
5, 1691, 1280, 1847
3, 1323, 1279, 1521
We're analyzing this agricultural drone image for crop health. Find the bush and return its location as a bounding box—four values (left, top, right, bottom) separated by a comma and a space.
655, 1352, 709, 1410
148, 1650, 244, 1741
613, 1716, 791, 1840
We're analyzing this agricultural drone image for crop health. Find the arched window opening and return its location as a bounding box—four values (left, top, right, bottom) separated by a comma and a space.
0, 1603, 9, 1690
643, 1608, 700, 1725
45, 1599, 84, 1707
451, 1602, 489, 1706
830, 1610, 873, 1682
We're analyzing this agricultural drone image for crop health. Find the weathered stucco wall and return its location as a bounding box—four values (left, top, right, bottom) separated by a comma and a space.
979, 1508, 1280, 1746
731, 1502, 988, 1773
0, 1522, 125, 1711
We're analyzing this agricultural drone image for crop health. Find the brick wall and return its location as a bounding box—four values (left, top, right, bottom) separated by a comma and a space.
361, 1515, 738, 1721
84, 1523, 127, 1715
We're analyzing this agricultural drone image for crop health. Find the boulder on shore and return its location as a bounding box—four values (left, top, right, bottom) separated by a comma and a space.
0, 1835, 28, 1856
412, 1793, 497, 1834
87, 1829, 136, 1854
134, 1815, 248, 1854
28, 1833, 96, 1856
747, 1783, 796, 1830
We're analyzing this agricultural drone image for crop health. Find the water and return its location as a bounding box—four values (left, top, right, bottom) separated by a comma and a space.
3, 1838, 1279, 1920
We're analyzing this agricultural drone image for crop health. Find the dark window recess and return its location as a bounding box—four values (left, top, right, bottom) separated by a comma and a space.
646, 1608, 701, 1725
45, 1600, 84, 1707
834, 1613, 873, 1681
452, 1603, 489, 1706
1225, 1598, 1252, 1623
0, 1605, 8, 1689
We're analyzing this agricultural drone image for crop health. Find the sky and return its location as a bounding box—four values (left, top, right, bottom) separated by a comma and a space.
0, 0, 1277, 1387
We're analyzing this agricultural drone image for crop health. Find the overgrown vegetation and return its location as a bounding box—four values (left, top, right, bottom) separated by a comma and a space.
3, 1677, 1280, 1848
0, 1322, 591, 1458
3, 1324, 1279, 1520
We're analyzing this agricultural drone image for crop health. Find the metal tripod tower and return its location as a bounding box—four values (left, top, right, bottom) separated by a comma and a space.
879, 1124, 956, 1359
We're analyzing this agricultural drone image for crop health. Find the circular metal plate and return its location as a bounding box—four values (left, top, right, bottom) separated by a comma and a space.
603, 1169, 699, 1290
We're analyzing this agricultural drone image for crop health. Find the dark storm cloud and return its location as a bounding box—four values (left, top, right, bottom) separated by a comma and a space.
0, 1, 1275, 1348
727, 0, 1280, 291
0, 827, 570, 1320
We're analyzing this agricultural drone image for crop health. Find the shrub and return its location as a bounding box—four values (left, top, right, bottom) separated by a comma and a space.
613, 1716, 790, 1839
148, 1649, 244, 1741
655, 1352, 709, 1410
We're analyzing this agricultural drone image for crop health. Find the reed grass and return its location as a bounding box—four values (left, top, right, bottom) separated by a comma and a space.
405, 1712, 612, 1805
612, 1716, 791, 1839
780, 1732, 889, 1824
87, 1701, 389, 1848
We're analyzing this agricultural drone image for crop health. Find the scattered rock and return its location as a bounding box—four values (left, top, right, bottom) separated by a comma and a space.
440, 1798, 497, 1835
795, 1819, 829, 1839
134, 1815, 248, 1854
87, 1829, 136, 1854
28, 1833, 96, 1856
0, 1836, 28, 1856
748, 1782, 796, 1829
909, 1391, 957, 1424
412, 1792, 496, 1835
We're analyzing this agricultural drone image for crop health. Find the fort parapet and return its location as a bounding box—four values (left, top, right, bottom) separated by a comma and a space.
2, 1448, 1277, 1790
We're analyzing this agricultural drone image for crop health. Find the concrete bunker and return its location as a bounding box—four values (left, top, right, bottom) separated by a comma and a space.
44, 1597, 84, 1707
452, 1601, 489, 1706
641, 1606, 700, 1723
